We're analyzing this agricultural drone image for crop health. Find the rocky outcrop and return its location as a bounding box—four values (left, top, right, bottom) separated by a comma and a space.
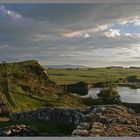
9, 105, 140, 137
61, 81, 90, 95
72, 105, 140, 137
10, 107, 85, 126
122, 103, 140, 113
0, 124, 40, 136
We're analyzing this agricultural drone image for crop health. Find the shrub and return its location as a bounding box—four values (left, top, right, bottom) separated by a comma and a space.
97, 87, 121, 104
126, 75, 139, 82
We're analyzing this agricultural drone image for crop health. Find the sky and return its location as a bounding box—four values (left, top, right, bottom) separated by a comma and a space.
1, 4, 140, 67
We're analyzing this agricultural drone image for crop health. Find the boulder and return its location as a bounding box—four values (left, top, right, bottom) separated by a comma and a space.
72, 129, 89, 136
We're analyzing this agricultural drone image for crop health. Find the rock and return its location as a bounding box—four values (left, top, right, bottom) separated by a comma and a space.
2, 129, 11, 136
89, 122, 105, 135
11, 129, 21, 134
90, 128, 104, 133
72, 105, 140, 137
10, 107, 85, 126
0, 124, 40, 136
72, 129, 89, 136
136, 116, 140, 124
77, 122, 91, 130
98, 116, 109, 124
61, 81, 89, 95
84, 114, 93, 122
92, 122, 104, 129
8, 105, 140, 137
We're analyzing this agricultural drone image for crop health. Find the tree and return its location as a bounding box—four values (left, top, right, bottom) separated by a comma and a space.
97, 87, 121, 104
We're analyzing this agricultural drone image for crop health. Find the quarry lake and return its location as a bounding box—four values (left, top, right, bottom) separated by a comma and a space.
88, 86, 140, 103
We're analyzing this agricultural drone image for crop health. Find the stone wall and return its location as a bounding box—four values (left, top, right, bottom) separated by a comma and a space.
10, 107, 85, 126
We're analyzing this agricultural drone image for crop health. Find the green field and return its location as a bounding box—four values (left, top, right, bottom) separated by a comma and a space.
47, 67, 140, 85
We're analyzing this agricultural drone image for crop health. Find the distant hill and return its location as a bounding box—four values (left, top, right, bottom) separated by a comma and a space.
43, 64, 89, 68
0, 60, 85, 113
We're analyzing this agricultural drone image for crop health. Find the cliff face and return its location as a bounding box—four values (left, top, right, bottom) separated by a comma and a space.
8, 60, 60, 98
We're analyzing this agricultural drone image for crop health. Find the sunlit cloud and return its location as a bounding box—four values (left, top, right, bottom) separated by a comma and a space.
103, 29, 121, 38
62, 24, 110, 38
118, 16, 140, 26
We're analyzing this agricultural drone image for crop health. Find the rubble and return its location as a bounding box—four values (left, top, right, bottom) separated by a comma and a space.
72, 105, 140, 137
0, 124, 40, 136
8, 105, 140, 136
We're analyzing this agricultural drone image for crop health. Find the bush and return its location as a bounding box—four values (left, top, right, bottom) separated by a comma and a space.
97, 87, 121, 104
126, 75, 139, 82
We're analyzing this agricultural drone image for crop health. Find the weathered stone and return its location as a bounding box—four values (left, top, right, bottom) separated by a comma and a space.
72, 105, 140, 137
84, 114, 93, 122
7, 105, 140, 137
0, 125, 40, 136
92, 122, 104, 128
72, 129, 89, 136
90, 128, 104, 133
98, 116, 109, 124
77, 122, 91, 130
10, 107, 85, 126
2, 129, 11, 136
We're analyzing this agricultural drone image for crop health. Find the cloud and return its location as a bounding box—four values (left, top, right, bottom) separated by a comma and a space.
62, 24, 111, 39
124, 33, 140, 38
118, 16, 140, 26
0, 5, 22, 19
125, 33, 132, 37
103, 29, 121, 38
0, 4, 140, 66
133, 18, 140, 26
62, 31, 91, 38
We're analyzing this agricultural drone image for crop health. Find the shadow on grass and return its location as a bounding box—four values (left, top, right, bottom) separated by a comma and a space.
0, 120, 74, 136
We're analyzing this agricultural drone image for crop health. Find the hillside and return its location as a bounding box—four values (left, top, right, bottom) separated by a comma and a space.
0, 60, 85, 113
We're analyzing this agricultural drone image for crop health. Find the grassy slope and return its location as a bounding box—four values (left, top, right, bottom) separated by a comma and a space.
47, 68, 140, 85
0, 60, 85, 112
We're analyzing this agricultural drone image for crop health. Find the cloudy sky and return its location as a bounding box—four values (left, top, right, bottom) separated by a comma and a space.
1, 4, 140, 67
